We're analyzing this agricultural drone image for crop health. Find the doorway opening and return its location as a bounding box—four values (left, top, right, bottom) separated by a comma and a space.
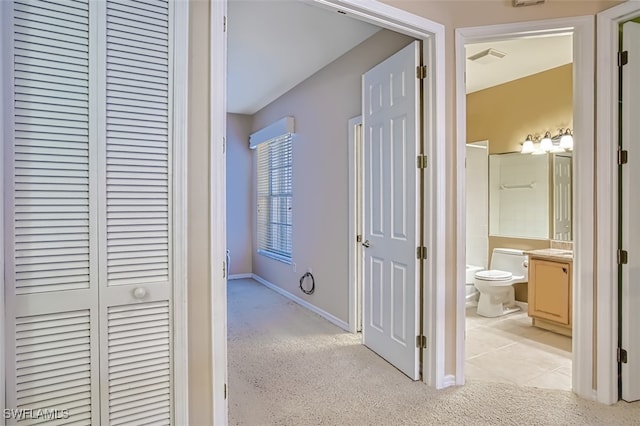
455, 17, 596, 398
463, 33, 574, 390
221, 0, 446, 419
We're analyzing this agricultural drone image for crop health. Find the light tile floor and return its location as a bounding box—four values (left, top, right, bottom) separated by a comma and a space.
465, 304, 572, 391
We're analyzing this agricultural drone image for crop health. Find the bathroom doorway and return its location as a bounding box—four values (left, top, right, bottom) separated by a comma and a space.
461, 32, 575, 390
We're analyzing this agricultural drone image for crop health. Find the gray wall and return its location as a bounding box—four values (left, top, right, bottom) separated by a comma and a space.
226, 113, 253, 275
249, 29, 415, 322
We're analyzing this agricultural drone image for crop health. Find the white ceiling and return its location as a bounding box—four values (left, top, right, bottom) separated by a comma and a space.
227, 2, 574, 115
465, 34, 573, 94
227, 0, 380, 115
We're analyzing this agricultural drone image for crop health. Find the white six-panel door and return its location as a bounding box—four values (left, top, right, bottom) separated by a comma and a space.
362, 41, 421, 380
5, 1, 176, 424
621, 20, 640, 403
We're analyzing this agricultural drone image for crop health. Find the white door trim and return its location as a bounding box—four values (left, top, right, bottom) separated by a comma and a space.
172, 0, 190, 423
212, 1, 447, 410
0, 0, 8, 413
210, 0, 229, 424
348, 115, 362, 334
596, 1, 640, 406
455, 16, 596, 398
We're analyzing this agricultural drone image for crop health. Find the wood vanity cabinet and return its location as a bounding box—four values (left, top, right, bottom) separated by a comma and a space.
527, 257, 572, 336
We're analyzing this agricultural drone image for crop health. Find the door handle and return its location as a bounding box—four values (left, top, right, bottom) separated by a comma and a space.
362, 240, 371, 248
133, 287, 148, 299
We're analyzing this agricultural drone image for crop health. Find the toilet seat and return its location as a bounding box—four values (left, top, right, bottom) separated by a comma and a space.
475, 270, 512, 281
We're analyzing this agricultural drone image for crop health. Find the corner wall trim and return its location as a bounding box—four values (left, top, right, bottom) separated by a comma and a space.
228, 273, 253, 280
252, 274, 350, 332
442, 375, 456, 388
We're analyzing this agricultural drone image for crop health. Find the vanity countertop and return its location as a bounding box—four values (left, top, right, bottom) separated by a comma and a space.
525, 248, 573, 262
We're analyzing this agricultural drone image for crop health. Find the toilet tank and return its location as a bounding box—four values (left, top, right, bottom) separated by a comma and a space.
490, 248, 528, 278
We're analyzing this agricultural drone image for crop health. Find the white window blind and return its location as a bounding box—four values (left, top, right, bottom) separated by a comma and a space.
257, 134, 292, 262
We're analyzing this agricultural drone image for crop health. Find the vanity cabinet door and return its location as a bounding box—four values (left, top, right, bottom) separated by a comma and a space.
528, 258, 572, 326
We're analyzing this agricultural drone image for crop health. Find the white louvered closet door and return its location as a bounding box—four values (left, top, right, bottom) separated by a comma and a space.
5, 0, 100, 424
99, 1, 173, 425
5, 1, 175, 425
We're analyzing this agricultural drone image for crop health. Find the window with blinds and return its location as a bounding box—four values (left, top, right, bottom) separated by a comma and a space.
256, 134, 292, 262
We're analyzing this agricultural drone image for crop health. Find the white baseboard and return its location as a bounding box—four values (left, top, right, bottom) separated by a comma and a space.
228, 273, 252, 280
515, 301, 528, 312
252, 274, 350, 332
442, 374, 457, 388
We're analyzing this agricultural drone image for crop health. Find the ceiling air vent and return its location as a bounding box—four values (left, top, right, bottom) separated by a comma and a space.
467, 48, 506, 65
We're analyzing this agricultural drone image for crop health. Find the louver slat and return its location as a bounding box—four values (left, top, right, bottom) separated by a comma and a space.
106, 0, 170, 287
108, 302, 171, 426
15, 310, 92, 426
13, 0, 90, 296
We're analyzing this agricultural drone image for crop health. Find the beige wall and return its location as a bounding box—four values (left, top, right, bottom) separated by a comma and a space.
226, 114, 254, 275
250, 29, 415, 322
188, 0, 212, 424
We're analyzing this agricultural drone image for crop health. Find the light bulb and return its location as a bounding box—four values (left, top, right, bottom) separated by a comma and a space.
540, 132, 553, 152
560, 130, 573, 151
521, 135, 535, 154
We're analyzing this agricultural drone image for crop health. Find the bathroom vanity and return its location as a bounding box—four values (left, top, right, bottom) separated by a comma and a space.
525, 248, 573, 336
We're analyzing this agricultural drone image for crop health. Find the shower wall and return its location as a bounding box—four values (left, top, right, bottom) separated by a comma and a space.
466, 142, 489, 269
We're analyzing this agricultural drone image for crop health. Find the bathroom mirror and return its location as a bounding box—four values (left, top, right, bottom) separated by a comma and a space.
488, 152, 573, 240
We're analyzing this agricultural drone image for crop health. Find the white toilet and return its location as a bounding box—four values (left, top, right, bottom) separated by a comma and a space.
474, 248, 528, 318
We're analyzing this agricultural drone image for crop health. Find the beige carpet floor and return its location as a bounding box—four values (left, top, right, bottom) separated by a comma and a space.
227, 278, 640, 425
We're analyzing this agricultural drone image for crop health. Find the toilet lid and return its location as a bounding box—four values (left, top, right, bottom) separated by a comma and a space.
475, 270, 512, 281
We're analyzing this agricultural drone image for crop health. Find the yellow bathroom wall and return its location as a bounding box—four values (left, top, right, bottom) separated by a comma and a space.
467, 64, 573, 155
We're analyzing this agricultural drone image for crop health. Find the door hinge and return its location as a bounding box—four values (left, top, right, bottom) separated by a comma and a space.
416, 246, 427, 260
224, 16, 227, 32
356, 234, 362, 243
619, 51, 628, 67
618, 249, 628, 265
416, 335, 427, 349
618, 347, 628, 364
417, 154, 427, 169
416, 65, 427, 79
224, 383, 228, 399
618, 148, 628, 165
223, 260, 227, 278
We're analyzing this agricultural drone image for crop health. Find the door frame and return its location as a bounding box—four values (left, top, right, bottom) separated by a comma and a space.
348, 115, 363, 334
455, 17, 596, 398
212, 0, 447, 404
210, 0, 229, 424
596, 1, 640, 406
0, 0, 7, 412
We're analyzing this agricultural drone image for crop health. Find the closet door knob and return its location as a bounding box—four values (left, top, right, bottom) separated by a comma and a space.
133, 287, 147, 299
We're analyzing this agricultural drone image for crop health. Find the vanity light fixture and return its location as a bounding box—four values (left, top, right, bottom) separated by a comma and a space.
520, 128, 574, 155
